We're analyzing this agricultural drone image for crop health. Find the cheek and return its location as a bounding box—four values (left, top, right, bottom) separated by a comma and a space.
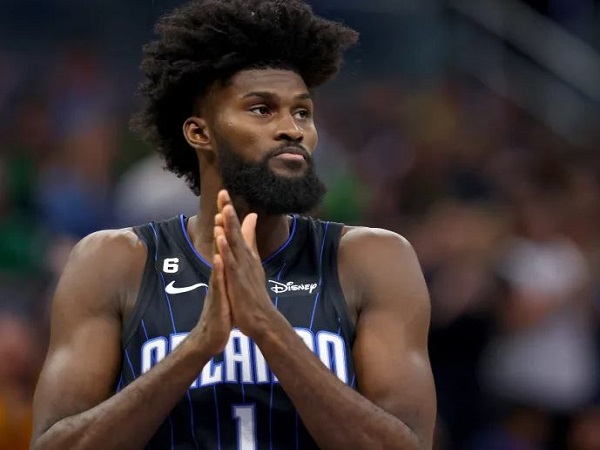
224, 123, 269, 161
237, 127, 264, 149
219, 117, 261, 146
306, 125, 318, 150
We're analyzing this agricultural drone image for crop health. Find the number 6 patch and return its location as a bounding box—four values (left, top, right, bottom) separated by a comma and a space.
162, 258, 180, 273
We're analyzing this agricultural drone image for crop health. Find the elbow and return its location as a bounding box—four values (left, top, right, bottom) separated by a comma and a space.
410, 431, 432, 450
30, 434, 51, 450
29, 427, 87, 450
30, 433, 59, 450
30, 429, 47, 450
381, 426, 429, 450
30, 423, 56, 450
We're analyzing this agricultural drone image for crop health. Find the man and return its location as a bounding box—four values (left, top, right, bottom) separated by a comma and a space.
31, 0, 436, 449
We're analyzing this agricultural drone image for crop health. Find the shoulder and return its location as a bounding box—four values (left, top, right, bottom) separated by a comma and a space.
338, 226, 428, 313
66, 227, 147, 275
55, 228, 148, 315
339, 225, 417, 274
340, 225, 412, 252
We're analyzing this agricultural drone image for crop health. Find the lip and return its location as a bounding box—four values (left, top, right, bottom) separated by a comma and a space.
272, 153, 306, 161
271, 146, 309, 160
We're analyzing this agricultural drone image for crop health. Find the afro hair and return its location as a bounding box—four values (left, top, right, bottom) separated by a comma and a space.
131, 0, 359, 195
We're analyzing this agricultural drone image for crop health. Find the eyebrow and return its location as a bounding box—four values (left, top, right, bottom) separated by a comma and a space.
242, 91, 312, 101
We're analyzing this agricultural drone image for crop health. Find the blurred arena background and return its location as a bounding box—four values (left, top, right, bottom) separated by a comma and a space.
1, 0, 600, 448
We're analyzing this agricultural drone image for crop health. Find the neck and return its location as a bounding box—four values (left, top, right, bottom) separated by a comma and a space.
189, 176, 292, 265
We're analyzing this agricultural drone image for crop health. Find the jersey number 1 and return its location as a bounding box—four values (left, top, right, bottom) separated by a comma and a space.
232, 405, 257, 450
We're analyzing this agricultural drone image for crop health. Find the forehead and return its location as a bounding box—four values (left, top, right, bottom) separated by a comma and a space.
215, 69, 310, 101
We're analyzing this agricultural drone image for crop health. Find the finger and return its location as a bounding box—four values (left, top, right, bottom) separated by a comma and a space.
222, 204, 245, 255
213, 213, 224, 255
221, 189, 232, 205
211, 251, 221, 281
216, 236, 240, 304
210, 251, 223, 291
213, 224, 225, 255
212, 254, 233, 319
214, 224, 225, 240
212, 254, 228, 301
217, 190, 231, 213
215, 212, 224, 228
216, 234, 237, 268
223, 204, 242, 230
240, 213, 258, 255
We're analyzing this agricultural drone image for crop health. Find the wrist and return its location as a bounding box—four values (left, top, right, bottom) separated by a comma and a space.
186, 326, 222, 360
249, 308, 288, 345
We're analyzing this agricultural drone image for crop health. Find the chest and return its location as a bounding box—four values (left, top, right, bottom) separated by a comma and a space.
143, 256, 342, 331
124, 254, 355, 388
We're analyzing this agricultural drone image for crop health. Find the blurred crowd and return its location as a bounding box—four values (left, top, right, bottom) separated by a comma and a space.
318, 76, 600, 449
2, 1, 600, 449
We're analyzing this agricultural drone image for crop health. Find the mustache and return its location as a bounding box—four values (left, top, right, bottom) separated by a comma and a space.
267, 144, 311, 161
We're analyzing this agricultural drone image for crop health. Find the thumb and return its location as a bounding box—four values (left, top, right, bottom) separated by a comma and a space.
211, 253, 230, 307
241, 213, 258, 254
210, 252, 224, 292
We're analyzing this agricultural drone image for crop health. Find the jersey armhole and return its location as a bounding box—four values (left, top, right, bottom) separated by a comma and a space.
324, 223, 356, 344
121, 224, 157, 347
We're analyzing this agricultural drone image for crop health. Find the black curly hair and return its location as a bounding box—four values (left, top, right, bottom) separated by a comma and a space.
131, 0, 359, 195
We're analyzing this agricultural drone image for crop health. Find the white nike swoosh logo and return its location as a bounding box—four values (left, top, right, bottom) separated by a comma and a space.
165, 281, 208, 295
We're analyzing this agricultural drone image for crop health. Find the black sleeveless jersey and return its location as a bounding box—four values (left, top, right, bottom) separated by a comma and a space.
117, 214, 356, 450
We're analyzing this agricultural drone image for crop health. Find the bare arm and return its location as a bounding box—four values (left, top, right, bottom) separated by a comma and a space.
31, 229, 229, 450
214, 193, 436, 450
253, 228, 436, 449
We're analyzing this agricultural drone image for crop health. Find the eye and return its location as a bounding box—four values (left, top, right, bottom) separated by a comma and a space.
293, 109, 311, 120
249, 105, 271, 116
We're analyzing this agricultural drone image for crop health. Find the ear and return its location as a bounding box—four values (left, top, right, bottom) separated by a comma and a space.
183, 117, 212, 152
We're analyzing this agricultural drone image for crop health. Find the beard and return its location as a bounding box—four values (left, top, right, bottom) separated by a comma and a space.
216, 138, 327, 215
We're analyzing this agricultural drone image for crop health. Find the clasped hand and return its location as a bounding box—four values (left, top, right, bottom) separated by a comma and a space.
196, 189, 281, 355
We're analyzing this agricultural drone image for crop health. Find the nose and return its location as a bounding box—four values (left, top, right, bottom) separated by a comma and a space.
275, 114, 304, 143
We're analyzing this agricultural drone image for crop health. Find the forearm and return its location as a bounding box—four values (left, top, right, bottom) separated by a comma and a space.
32, 331, 211, 450
255, 315, 423, 450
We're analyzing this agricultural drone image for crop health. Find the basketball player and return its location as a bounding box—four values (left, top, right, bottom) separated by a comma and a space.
31, 1, 436, 448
